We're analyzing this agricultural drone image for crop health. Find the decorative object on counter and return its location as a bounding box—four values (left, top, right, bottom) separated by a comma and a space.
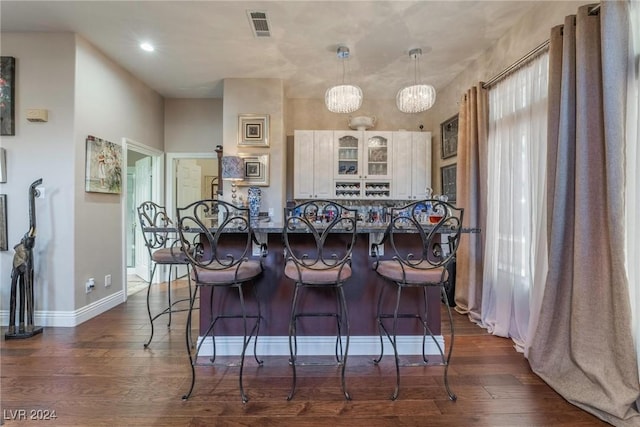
84, 135, 123, 194
6, 178, 43, 340
325, 46, 363, 114
0, 194, 6, 251
236, 153, 269, 186
221, 155, 245, 205
441, 114, 459, 159
348, 115, 376, 131
441, 163, 457, 202
425, 187, 433, 198
247, 186, 261, 218
238, 114, 269, 147
396, 48, 436, 113
0, 56, 16, 136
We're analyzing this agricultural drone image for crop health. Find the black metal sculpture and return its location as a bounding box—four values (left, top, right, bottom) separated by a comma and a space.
5, 178, 43, 339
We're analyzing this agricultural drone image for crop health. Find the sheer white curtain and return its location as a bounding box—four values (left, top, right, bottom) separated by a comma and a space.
626, 0, 640, 374
481, 53, 549, 351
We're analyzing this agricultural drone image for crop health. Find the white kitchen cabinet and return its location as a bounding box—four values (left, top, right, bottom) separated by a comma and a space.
295, 129, 429, 201
392, 132, 431, 200
293, 130, 334, 199
333, 130, 392, 199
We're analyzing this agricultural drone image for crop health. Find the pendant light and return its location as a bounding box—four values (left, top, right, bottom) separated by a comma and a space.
325, 46, 363, 114
396, 48, 436, 113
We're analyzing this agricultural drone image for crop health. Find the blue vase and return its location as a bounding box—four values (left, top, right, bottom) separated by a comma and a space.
247, 187, 261, 218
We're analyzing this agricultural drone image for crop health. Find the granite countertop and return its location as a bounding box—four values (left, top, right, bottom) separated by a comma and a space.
251, 219, 480, 234
145, 220, 480, 235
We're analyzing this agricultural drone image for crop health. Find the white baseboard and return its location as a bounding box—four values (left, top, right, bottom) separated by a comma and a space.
194, 335, 445, 357
0, 290, 126, 327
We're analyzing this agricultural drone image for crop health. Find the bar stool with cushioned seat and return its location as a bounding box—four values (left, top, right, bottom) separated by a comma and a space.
371, 199, 463, 401
176, 199, 265, 403
137, 201, 193, 348
282, 200, 357, 400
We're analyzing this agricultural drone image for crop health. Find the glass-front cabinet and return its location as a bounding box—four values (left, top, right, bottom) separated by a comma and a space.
333, 131, 392, 199
365, 133, 391, 180
335, 132, 361, 179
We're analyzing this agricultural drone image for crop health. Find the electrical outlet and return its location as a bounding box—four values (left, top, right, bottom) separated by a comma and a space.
104, 274, 112, 287
86, 278, 95, 293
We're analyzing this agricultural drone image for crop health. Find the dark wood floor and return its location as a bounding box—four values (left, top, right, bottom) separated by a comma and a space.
1, 280, 607, 426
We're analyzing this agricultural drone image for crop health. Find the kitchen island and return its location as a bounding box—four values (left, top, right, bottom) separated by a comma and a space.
191, 220, 477, 356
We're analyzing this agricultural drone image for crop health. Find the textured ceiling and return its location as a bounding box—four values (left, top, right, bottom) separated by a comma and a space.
1, 1, 545, 99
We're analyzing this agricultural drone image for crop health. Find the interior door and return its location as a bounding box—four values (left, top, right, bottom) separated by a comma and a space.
134, 156, 152, 281
176, 159, 202, 209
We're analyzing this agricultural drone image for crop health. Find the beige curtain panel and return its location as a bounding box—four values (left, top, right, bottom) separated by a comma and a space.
454, 84, 488, 323
528, 3, 640, 425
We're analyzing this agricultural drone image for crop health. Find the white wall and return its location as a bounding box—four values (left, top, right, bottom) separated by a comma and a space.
0, 33, 76, 313
74, 35, 164, 311
164, 98, 222, 152
0, 32, 164, 325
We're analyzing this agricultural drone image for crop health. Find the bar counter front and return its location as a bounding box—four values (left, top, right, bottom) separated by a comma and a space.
193, 221, 456, 357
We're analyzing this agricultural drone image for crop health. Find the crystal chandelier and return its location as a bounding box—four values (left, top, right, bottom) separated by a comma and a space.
325, 46, 363, 114
396, 48, 436, 113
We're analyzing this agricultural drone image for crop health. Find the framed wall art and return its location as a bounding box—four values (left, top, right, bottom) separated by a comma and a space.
441, 114, 458, 159
237, 153, 269, 186
441, 163, 457, 203
238, 114, 269, 147
0, 56, 16, 136
0, 194, 7, 251
85, 135, 123, 194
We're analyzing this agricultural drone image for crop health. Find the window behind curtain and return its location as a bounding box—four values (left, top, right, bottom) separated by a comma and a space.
481, 52, 549, 350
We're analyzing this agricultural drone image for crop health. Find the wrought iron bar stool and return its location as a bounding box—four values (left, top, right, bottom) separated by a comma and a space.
371, 199, 463, 400
282, 200, 357, 400
176, 199, 266, 403
137, 201, 194, 348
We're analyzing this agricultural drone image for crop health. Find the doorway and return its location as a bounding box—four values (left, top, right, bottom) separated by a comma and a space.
122, 138, 164, 299
165, 153, 217, 220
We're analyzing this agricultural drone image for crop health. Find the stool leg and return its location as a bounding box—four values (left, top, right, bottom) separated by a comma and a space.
185, 265, 195, 349
182, 285, 199, 400
251, 285, 264, 366
373, 285, 387, 364
334, 289, 344, 364
287, 284, 301, 401
390, 284, 403, 401
237, 284, 250, 403
421, 287, 430, 364
143, 263, 159, 348
167, 265, 173, 328
441, 286, 457, 401
337, 286, 351, 401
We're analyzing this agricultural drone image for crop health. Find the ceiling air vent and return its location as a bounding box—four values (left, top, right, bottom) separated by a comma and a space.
247, 10, 271, 38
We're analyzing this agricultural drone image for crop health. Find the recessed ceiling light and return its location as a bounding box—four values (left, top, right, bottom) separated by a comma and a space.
140, 42, 154, 52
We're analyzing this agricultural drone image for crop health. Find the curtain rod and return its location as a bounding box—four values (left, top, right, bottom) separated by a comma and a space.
482, 2, 600, 89
482, 40, 550, 89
